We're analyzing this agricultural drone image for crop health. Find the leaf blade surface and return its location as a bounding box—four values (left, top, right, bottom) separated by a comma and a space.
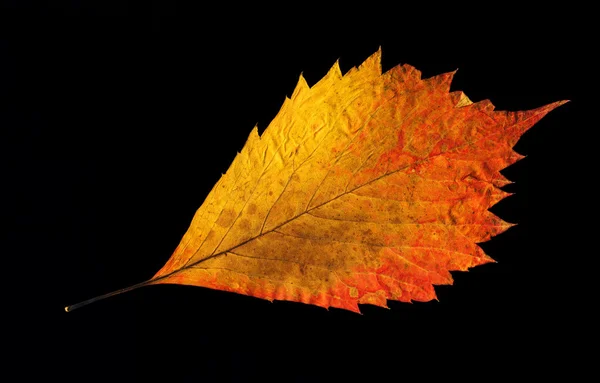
146, 49, 566, 313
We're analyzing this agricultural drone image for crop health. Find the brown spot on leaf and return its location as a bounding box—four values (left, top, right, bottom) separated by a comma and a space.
247, 203, 257, 215
216, 208, 237, 228
238, 219, 251, 231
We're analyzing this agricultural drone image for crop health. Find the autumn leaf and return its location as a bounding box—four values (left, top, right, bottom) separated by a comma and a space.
65, 49, 566, 313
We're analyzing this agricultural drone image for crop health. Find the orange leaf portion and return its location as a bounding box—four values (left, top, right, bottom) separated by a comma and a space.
142, 49, 565, 313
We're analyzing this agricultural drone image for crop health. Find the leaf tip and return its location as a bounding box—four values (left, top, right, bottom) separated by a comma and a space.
543, 99, 570, 114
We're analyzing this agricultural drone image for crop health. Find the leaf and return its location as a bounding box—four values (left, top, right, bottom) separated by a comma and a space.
65, 49, 567, 313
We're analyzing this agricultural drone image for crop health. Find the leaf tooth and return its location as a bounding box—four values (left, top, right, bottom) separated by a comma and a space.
491, 173, 512, 188
243, 127, 262, 165
423, 69, 458, 94
291, 73, 310, 100
314, 59, 342, 87
472, 98, 496, 112
330, 59, 343, 78
450, 91, 473, 108
488, 187, 512, 207
358, 291, 389, 308
358, 46, 382, 75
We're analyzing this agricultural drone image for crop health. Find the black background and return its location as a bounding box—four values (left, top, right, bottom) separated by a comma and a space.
3, 2, 584, 382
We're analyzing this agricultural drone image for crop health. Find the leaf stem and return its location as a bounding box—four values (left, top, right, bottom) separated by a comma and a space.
64, 280, 153, 312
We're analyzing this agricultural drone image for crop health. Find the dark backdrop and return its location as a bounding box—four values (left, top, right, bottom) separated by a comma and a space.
2, 2, 582, 381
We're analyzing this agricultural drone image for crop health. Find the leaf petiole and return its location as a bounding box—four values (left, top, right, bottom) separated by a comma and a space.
64, 280, 153, 312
